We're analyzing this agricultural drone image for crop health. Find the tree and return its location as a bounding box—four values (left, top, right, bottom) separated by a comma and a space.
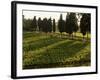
65, 13, 70, 35
80, 13, 91, 40
48, 17, 52, 32
42, 18, 48, 33
58, 14, 65, 37
53, 19, 56, 32
72, 13, 78, 37
65, 13, 78, 39
86, 14, 91, 39
23, 18, 33, 31
38, 17, 42, 32
32, 16, 37, 31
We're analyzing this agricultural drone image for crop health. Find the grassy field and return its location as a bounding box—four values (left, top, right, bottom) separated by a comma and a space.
23, 32, 91, 69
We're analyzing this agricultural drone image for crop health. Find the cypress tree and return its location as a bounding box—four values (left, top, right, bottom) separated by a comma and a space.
32, 16, 37, 31
42, 18, 48, 33
58, 14, 65, 38
65, 13, 78, 39
48, 17, 52, 32
86, 14, 91, 39
72, 13, 78, 38
53, 19, 56, 32
80, 13, 91, 40
38, 17, 42, 32
65, 13, 70, 35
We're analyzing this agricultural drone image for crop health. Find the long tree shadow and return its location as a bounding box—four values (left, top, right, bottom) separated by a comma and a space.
23, 40, 90, 69
54, 33, 91, 42
23, 36, 64, 52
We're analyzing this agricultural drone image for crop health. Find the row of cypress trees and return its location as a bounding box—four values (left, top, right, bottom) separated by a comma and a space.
23, 12, 91, 39
23, 16, 56, 33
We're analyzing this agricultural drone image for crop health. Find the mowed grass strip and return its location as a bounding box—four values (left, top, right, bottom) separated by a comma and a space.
23, 35, 49, 44
23, 32, 43, 38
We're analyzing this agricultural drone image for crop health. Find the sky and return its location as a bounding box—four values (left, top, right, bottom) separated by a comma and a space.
23, 10, 67, 22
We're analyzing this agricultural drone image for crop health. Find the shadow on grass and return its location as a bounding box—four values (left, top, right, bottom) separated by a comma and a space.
23, 37, 64, 52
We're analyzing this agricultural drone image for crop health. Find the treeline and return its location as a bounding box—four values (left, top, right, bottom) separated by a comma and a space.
23, 16, 55, 33
23, 12, 91, 39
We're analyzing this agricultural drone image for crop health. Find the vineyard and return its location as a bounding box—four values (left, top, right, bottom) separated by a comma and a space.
23, 32, 91, 69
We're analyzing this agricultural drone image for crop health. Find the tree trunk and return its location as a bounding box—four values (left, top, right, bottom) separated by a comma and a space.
61, 33, 62, 38
69, 34, 70, 39
72, 33, 73, 40
83, 35, 86, 43
66, 33, 68, 39
74, 32, 76, 38
87, 32, 88, 40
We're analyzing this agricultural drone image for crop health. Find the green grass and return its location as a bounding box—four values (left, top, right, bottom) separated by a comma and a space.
23, 32, 91, 69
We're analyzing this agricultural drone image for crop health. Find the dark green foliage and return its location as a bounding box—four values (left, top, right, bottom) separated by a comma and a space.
73, 17, 78, 33
58, 14, 65, 33
65, 13, 70, 33
80, 13, 91, 37
32, 16, 37, 31
48, 17, 52, 32
86, 14, 91, 33
65, 13, 78, 35
23, 19, 33, 31
80, 14, 87, 36
42, 18, 48, 33
41, 18, 52, 33
38, 17, 43, 31
23, 16, 38, 32
53, 19, 56, 32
